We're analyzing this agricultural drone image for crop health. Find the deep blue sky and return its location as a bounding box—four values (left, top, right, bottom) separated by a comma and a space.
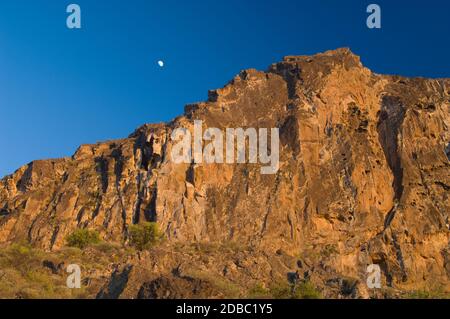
0, 0, 449, 177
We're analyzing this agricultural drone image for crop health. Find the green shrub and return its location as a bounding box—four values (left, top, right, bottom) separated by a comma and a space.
66, 229, 100, 249
128, 222, 163, 250
247, 283, 271, 299
10, 243, 32, 255
269, 280, 322, 299
294, 281, 322, 299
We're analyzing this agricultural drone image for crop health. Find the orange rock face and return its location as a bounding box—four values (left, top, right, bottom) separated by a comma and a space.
0, 48, 449, 297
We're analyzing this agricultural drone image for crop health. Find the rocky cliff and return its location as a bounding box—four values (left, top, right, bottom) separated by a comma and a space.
0, 48, 449, 298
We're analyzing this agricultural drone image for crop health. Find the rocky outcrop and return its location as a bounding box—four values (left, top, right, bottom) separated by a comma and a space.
0, 48, 449, 296
136, 275, 225, 299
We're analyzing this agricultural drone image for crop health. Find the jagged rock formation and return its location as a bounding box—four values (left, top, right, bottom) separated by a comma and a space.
0, 48, 449, 297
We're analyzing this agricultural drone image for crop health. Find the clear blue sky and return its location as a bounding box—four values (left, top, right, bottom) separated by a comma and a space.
0, 0, 449, 177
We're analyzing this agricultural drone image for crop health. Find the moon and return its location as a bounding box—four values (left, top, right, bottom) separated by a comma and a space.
157, 60, 164, 67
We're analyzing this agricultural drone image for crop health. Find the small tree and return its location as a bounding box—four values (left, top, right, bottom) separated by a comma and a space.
128, 222, 163, 250
66, 229, 100, 249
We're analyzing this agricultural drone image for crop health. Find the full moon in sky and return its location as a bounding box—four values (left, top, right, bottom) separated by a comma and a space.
158, 60, 164, 67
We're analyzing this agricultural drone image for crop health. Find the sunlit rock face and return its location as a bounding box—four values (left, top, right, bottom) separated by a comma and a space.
1, 48, 449, 297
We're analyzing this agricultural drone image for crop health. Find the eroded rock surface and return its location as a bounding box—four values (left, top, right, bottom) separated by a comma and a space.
1, 48, 449, 297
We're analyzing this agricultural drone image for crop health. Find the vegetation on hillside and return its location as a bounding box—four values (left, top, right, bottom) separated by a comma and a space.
66, 229, 101, 249
128, 222, 164, 251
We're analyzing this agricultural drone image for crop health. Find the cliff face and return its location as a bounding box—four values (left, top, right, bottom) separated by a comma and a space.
0, 48, 449, 297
